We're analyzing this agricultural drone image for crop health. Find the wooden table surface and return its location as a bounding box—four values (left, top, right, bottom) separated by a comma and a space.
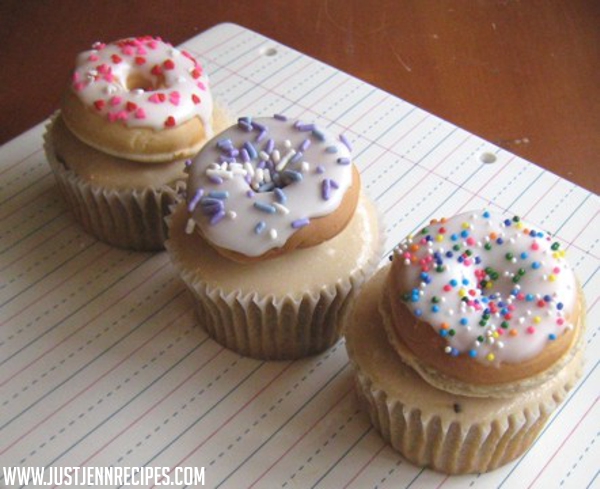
2, 0, 598, 193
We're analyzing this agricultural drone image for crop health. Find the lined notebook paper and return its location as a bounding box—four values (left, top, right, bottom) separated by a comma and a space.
1, 23, 598, 489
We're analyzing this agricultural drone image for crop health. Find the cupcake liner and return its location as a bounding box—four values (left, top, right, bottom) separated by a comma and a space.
166, 199, 383, 360
184, 268, 355, 359
346, 268, 584, 474
45, 121, 184, 251
353, 366, 580, 474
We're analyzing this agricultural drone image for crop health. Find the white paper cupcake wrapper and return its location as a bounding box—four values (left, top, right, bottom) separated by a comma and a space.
166, 200, 384, 360
44, 116, 186, 251
354, 365, 582, 474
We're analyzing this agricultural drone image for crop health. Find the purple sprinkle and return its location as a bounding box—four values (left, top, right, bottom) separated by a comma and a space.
274, 187, 287, 203
330, 179, 339, 189
187, 188, 204, 212
241, 148, 250, 163
210, 210, 226, 225
253, 201, 277, 214
254, 221, 266, 234
312, 128, 325, 141
339, 133, 352, 151
325, 146, 338, 154
217, 138, 233, 150
257, 160, 266, 169
244, 141, 258, 159
256, 129, 268, 143
337, 157, 350, 165
300, 138, 311, 151
265, 138, 275, 154
295, 122, 315, 132
208, 190, 229, 200
200, 199, 224, 216
322, 179, 331, 200
273, 113, 287, 121
290, 151, 303, 164
252, 121, 266, 132
246, 189, 254, 198
218, 155, 235, 163
184, 159, 192, 167
208, 175, 224, 185
316, 165, 325, 174
238, 120, 252, 132
282, 170, 303, 182
291, 217, 310, 229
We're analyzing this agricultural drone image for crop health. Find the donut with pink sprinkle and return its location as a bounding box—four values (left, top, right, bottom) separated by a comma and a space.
60, 35, 214, 162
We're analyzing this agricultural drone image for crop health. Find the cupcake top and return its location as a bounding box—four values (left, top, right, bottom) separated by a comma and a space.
389, 210, 579, 367
184, 115, 360, 261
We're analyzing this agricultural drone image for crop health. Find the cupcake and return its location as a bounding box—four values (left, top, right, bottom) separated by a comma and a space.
345, 210, 585, 473
44, 35, 229, 250
165, 115, 382, 359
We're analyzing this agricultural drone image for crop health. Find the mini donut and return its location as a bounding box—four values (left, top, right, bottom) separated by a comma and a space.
61, 36, 213, 163
184, 115, 361, 263
382, 210, 583, 395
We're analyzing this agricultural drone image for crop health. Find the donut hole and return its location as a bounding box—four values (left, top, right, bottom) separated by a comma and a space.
126, 73, 164, 92
249, 164, 300, 194
488, 275, 518, 299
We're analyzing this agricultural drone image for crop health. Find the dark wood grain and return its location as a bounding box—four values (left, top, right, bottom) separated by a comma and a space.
1, 0, 598, 192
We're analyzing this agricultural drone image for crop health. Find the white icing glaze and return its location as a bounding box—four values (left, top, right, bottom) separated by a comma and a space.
71, 36, 213, 131
185, 116, 354, 257
393, 210, 578, 365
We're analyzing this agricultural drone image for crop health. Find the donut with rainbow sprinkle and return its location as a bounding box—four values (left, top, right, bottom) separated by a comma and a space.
381, 210, 584, 396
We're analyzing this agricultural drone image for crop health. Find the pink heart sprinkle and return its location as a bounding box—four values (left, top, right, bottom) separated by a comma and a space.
135, 108, 146, 119
197, 81, 206, 90
169, 91, 181, 105
110, 96, 122, 106
137, 46, 147, 55
73, 81, 85, 91
148, 93, 161, 103
122, 46, 134, 56
88, 54, 99, 62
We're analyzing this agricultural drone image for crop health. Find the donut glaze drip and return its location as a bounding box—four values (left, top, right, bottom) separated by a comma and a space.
70, 36, 213, 131
185, 116, 354, 257
392, 210, 578, 365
